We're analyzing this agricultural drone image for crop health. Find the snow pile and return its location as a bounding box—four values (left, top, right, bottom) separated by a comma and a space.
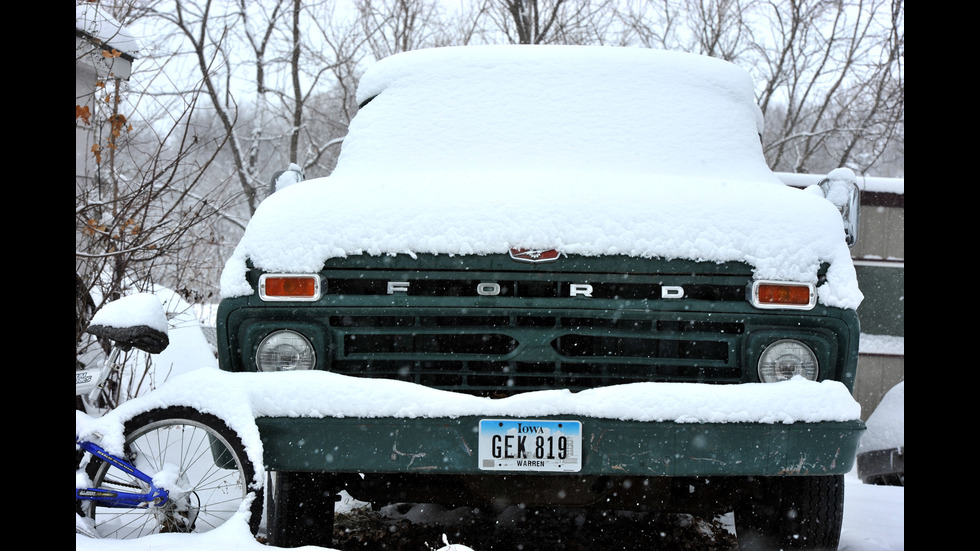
112, 369, 861, 424
345, 46, 768, 180
220, 46, 861, 309
76, 3, 142, 56
89, 293, 169, 333
858, 381, 904, 452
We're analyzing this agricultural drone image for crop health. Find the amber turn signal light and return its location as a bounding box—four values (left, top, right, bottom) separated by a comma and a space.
259, 274, 321, 301
750, 281, 815, 310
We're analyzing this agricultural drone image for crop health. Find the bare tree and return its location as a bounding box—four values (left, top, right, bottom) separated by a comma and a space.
76, 2, 251, 408
687, 0, 753, 61
443, 0, 495, 46
614, 0, 903, 176
483, 0, 615, 45
281, 0, 370, 176
616, 0, 682, 49
195, 3, 257, 211
751, 0, 904, 174
133, 0, 356, 212
237, 0, 289, 197
75, 79, 238, 408
357, 0, 447, 57
823, 0, 903, 172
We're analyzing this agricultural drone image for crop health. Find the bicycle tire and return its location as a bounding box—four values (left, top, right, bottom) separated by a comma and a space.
83, 406, 263, 539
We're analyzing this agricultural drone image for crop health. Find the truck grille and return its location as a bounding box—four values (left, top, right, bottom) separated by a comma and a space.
325, 278, 746, 301
329, 314, 743, 397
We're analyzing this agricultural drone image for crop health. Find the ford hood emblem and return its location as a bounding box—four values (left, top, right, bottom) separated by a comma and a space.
508, 248, 560, 263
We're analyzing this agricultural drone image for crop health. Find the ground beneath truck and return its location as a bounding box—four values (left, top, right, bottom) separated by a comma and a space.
332, 504, 737, 550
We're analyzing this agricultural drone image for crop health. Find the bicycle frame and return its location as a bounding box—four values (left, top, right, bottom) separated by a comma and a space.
76, 347, 122, 403
77, 294, 174, 519
75, 438, 170, 509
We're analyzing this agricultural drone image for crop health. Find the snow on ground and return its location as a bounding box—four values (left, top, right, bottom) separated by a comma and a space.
73, 469, 904, 550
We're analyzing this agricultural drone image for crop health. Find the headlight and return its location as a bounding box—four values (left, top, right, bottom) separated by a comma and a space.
757, 339, 818, 382
256, 330, 315, 372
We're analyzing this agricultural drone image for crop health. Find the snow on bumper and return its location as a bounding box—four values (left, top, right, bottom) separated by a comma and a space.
81, 369, 864, 478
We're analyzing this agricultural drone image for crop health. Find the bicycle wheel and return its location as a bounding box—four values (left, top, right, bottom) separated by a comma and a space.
84, 406, 263, 539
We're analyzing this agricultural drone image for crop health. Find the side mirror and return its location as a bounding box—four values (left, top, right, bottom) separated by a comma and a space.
807, 168, 861, 247
270, 163, 306, 193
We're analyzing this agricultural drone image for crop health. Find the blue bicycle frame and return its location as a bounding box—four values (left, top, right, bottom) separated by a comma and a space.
75, 438, 169, 509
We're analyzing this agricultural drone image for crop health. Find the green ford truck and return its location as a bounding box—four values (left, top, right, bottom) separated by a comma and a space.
216, 45, 865, 549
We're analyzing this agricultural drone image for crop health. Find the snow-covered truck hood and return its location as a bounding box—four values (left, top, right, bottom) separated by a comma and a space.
220, 45, 862, 309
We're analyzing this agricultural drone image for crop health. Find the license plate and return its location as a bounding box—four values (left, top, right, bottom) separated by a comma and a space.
478, 419, 582, 472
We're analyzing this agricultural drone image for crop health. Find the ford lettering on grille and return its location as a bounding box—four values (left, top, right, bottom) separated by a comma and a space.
383, 280, 687, 298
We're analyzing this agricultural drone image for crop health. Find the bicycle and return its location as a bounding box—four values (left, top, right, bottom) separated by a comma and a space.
75, 293, 263, 539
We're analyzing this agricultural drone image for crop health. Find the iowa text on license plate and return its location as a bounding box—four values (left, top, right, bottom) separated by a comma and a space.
478, 419, 582, 472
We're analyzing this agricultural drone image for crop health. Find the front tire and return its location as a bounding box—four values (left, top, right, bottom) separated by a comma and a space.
85, 406, 263, 539
268, 471, 338, 548
735, 475, 844, 550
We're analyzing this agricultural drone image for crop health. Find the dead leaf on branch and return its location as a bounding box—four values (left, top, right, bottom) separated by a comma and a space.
83, 219, 106, 236
76, 105, 91, 125
108, 113, 129, 138
122, 218, 141, 236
